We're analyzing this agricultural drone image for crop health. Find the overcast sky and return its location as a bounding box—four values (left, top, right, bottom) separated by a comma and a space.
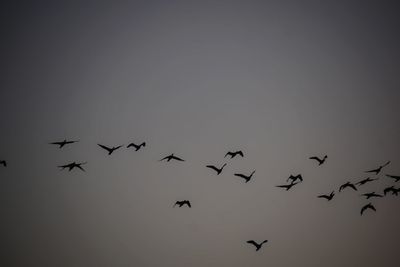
1, 1, 400, 266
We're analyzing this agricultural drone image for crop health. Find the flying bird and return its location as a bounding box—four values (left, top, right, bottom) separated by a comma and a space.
0, 160, 6, 167
173, 200, 191, 208
127, 142, 146, 151
385, 174, 400, 182
225, 150, 244, 159
309, 155, 328, 165
234, 170, 256, 183
361, 192, 383, 199
287, 174, 303, 183
206, 163, 227, 175
365, 161, 391, 175
246, 240, 268, 251
356, 177, 379, 186
58, 161, 87, 172
276, 181, 300, 191
98, 144, 123, 155
159, 153, 185, 162
49, 139, 79, 148
361, 203, 376, 215
317, 191, 335, 201
339, 182, 358, 192
383, 186, 398, 196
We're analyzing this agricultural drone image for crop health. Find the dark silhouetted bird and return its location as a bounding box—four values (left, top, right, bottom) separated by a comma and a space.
361, 192, 383, 199
309, 155, 328, 165
385, 174, 400, 182
361, 203, 376, 215
339, 182, 357, 192
383, 186, 398, 196
50, 139, 79, 148
127, 142, 146, 151
356, 177, 379, 186
173, 200, 191, 208
365, 161, 390, 175
0, 160, 6, 167
317, 191, 335, 201
58, 162, 86, 172
246, 240, 268, 251
276, 181, 300, 191
287, 174, 303, 183
160, 153, 185, 162
225, 150, 244, 159
234, 170, 255, 183
98, 144, 123, 155
206, 163, 227, 175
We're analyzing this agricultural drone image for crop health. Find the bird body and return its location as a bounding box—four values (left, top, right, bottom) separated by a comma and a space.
246, 240, 268, 251
58, 161, 86, 172
98, 144, 123, 155
50, 139, 78, 148
339, 182, 357, 192
361, 203, 376, 215
318, 191, 335, 201
173, 200, 191, 208
160, 153, 185, 162
309, 155, 328, 165
234, 170, 255, 183
383, 186, 399, 196
206, 163, 227, 175
225, 150, 244, 159
365, 161, 391, 175
287, 174, 303, 183
0, 160, 6, 167
127, 142, 146, 151
361, 192, 383, 199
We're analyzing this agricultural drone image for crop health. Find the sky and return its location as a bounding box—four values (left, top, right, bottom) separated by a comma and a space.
1, 1, 400, 266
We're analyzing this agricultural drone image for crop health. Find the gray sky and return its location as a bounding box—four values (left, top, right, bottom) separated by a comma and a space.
1, 1, 400, 266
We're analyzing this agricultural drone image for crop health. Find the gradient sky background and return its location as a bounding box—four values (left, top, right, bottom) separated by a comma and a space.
1, 1, 400, 266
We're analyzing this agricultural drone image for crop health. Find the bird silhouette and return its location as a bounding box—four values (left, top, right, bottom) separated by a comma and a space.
356, 177, 379, 186
383, 186, 398, 196
49, 139, 79, 148
286, 174, 303, 183
309, 155, 328, 165
385, 174, 400, 182
206, 163, 227, 175
225, 150, 244, 159
127, 142, 146, 151
339, 182, 357, 192
365, 161, 391, 175
276, 181, 300, 191
173, 200, 191, 208
317, 191, 335, 201
246, 240, 268, 251
361, 192, 383, 199
234, 170, 255, 183
58, 161, 86, 172
0, 160, 6, 167
98, 144, 123, 155
361, 203, 376, 215
159, 153, 185, 162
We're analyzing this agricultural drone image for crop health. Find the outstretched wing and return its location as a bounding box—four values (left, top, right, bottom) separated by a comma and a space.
349, 184, 358, 191
171, 155, 184, 161
224, 152, 233, 158
185, 201, 191, 208
317, 195, 329, 199
98, 144, 112, 152
127, 143, 136, 148
246, 240, 258, 247
234, 173, 246, 179
309, 156, 320, 161
237, 151, 244, 157
206, 165, 219, 172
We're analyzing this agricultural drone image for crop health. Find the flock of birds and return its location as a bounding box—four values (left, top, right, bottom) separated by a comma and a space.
1, 138, 399, 252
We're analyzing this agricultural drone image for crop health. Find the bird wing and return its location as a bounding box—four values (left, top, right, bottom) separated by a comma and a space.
206, 165, 219, 172
237, 151, 244, 157
261, 240, 268, 245
276, 184, 289, 189
246, 240, 258, 247
114, 145, 123, 150
76, 165, 86, 172
50, 141, 63, 145
224, 152, 233, 158
127, 143, 135, 148
234, 173, 246, 178
349, 184, 358, 191
186, 201, 191, 208
309, 156, 320, 161
317, 195, 329, 199
159, 155, 170, 161
98, 144, 112, 152
171, 155, 184, 161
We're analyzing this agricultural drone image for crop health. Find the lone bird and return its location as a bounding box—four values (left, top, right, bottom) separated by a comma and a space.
383, 186, 398, 196
276, 181, 300, 191
309, 155, 328, 165
287, 174, 303, 183
365, 161, 390, 175
339, 182, 357, 192
246, 240, 268, 251
225, 150, 244, 159
385, 174, 400, 183
127, 142, 146, 151
50, 139, 79, 148
206, 163, 227, 175
159, 153, 185, 162
58, 162, 86, 172
356, 177, 379, 186
361, 192, 383, 199
234, 170, 256, 183
361, 203, 376, 215
0, 160, 6, 167
317, 191, 335, 201
173, 200, 191, 208
98, 144, 123, 155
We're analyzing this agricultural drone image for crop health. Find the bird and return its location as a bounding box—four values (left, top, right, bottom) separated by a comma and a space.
159, 153, 185, 162
225, 150, 244, 159
339, 182, 358, 192
385, 174, 400, 182
49, 139, 79, 148
0, 160, 6, 167
361, 203, 376, 215
127, 142, 146, 151
234, 170, 256, 183
286, 174, 303, 183
365, 161, 391, 175
173, 200, 191, 208
246, 240, 268, 251
309, 155, 328, 165
97, 144, 123, 155
383, 186, 398, 196
58, 162, 87, 172
361, 192, 383, 199
206, 163, 227, 175
356, 177, 379, 186
276, 181, 300, 191
317, 191, 335, 201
